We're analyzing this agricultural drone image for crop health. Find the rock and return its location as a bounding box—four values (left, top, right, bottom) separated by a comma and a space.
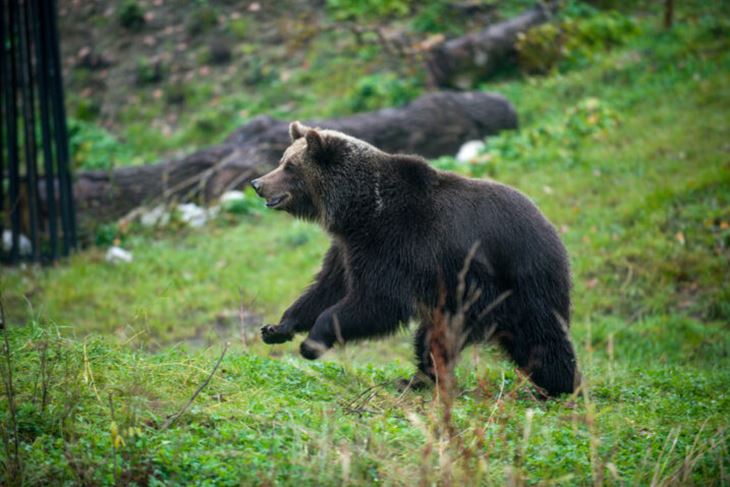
456, 140, 486, 162
105, 246, 133, 264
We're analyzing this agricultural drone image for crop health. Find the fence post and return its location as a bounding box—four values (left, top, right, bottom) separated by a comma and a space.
0, 0, 76, 265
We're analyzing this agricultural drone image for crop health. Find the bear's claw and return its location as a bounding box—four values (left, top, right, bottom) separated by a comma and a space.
261, 325, 294, 344
395, 372, 433, 392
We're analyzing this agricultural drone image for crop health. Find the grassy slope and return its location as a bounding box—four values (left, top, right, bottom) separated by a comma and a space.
2, 8, 730, 487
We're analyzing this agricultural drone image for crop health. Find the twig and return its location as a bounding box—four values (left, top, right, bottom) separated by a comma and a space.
83, 340, 102, 404
238, 288, 249, 348
0, 296, 22, 484
109, 393, 119, 485
344, 381, 390, 415
486, 371, 506, 425
476, 290, 513, 321
160, 342, 229, 430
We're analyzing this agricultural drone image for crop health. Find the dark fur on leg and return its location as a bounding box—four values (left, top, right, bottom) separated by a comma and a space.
261, 243, 346, 344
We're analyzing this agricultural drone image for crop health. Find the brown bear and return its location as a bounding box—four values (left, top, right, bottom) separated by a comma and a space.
251, 122, 579, 396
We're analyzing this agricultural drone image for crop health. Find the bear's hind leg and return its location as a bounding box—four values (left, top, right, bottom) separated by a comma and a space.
525, 336, 579, 397
498, 320, 579, 397
398, 324, 436, 390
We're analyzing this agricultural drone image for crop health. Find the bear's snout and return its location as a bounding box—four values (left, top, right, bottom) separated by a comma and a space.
250, 170, 292, 209
250, 178, 263, 195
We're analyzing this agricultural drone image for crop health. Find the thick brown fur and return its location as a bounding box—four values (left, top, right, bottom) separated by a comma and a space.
251, 122, 579, 397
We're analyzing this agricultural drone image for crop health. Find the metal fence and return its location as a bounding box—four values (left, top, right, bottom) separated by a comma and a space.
1, 0, 76, 265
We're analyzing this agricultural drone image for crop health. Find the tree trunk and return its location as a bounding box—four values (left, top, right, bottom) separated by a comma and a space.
72, 91, 518, 226
425, 4, 555, 89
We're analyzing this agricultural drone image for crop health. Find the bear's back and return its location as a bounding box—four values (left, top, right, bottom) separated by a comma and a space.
431, 172, 569, 288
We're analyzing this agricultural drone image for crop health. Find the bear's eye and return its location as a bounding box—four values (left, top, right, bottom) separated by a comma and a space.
283, 163, 297, 174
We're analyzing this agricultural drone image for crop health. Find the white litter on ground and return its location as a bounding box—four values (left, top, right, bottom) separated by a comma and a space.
139, 204, 171, 227
455, 140, 486, 163
105, 246, 133, 264
2, 230, 33, 255
176, 203, 209, 227
220, 190, 245, 204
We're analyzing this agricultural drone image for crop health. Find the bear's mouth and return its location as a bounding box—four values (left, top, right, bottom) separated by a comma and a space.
266, 193, 290, 209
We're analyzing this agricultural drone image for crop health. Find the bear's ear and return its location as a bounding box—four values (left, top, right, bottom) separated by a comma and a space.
289, 121, 310, 142
305, 129, 327, 161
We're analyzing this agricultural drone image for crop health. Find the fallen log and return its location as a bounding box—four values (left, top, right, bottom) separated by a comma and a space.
73, 90, 518, 225
425, 4, 555, 89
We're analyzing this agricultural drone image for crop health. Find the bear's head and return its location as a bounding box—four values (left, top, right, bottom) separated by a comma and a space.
251, 121, 384, 228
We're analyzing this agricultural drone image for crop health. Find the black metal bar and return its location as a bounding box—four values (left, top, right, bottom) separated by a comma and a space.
54, 0, 77, 251
6, 0, 21, 262
1, 0, 75, 266
18, 0, 42, 262
44, 0, 75, 256
30, 0, 59, 261
0, 1, 6, 248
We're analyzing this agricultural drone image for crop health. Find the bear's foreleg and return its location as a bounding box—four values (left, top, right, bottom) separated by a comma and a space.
396, 324, 436, 391
300, 295, 409, 359
262, 244, 346, 344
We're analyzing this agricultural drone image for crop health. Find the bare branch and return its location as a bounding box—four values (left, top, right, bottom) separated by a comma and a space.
160, 342, 229, 430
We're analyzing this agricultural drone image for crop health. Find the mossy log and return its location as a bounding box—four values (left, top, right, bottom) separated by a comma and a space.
425, 4, 555, 89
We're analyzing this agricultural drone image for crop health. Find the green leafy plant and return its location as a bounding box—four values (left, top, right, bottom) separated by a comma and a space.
227, 17, 249, 39
118, 0, 145, 31
347, 72, 421, 112
68, 119, 136, 170
220, 188, 263, 217
94, 223, 123, 247
325, 0, 412, 21
135, 57, 165, 85
187, 5, 218, 37
411, 0, 459, 34
485, 97, 619, 169
517, 11, 639, 74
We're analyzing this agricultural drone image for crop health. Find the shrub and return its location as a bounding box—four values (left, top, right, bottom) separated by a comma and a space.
187, 5, 218, 37
207, 38, 232, 65
135, 57, 164, 85
515, 23, 565, 75
94, 223, 122, 247
67, 118, 135, 170
74, 98, 101, 122
243, 57, 278, 86
228, 17, 249, 40
164, 83, 187, 105
325, 0, 411, 21
118, 0, 145, 31
483, 97, 619, 170
517, 12, 638, 74
220, 188, 262, 217
411, 1, 459, 34
347, 73, 421, 112
564, 97, 619, 139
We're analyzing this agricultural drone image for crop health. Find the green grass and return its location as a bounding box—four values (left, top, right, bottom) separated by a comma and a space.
2, 215, 328, 346
2, 5, 730, 486
2, 317, 728, 485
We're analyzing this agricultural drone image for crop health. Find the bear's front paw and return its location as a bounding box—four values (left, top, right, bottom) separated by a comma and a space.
300, 339, 328, 360
261, 325, 294, 344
